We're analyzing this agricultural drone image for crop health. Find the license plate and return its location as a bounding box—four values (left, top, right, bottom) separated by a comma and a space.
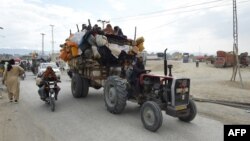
176, 88, 189, 94
175, 105, 187, 111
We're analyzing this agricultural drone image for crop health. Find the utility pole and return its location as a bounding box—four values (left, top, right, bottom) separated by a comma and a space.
97, 19, 109, 29
231, 0, 243, 87
41, 33, 45, 56
50, 24, 55, 61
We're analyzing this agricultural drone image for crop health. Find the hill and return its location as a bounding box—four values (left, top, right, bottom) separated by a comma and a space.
0, 48, 52, 55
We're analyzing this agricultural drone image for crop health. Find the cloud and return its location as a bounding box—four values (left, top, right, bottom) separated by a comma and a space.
0, 0, 249, 56
25, 0, 42, 3
117, 0, 250, 54
0, 0, 92, 53
106, 0, 126, 11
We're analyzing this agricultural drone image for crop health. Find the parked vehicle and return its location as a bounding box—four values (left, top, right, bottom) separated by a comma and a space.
37, 62, 61, 80
183, 53, 189, 63
195, 56, 206, 62
214, 51, 235, 68
31, 55, 50, 75
205, 55, 215, 64
239, 52, 249, 67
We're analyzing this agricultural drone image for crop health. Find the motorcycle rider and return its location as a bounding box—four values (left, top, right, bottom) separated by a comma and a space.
37, 66, 60, 100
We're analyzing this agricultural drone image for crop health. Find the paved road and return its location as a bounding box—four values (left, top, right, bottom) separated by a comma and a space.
0, 72, 223, 141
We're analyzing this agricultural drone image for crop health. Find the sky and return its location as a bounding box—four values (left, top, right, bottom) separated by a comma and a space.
0, 0, 250, 55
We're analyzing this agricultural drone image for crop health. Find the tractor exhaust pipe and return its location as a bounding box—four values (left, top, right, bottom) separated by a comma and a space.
164, 48, 168, 76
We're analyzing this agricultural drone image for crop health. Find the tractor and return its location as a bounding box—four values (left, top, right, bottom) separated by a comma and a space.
103, 48, 197, 132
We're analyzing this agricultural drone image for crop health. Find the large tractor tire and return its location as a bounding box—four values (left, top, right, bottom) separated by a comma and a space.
81, 78, 89, 98
71, 73, 83, 98
104, 76, 127, 114
71, 73, 89, 98
178, 99, 197, 122
141, 101, 163, 132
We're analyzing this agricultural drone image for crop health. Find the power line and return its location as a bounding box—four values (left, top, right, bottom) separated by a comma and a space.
112, 0, 250, 22
111, 0, 227, 21
140, 0, 250, 33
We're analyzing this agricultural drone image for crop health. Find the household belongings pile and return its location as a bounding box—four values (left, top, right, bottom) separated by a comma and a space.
59, 27, 145, 67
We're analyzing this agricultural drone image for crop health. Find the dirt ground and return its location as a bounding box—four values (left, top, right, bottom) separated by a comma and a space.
146, 60, 250, 124
146, 60, 250, 103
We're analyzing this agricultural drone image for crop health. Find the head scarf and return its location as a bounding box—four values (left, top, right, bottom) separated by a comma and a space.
43, 66, 57, 80
7, 59, 15, 71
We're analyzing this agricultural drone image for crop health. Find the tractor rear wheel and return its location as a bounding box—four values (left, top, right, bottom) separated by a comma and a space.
104, 76, 127, 114
71, 73, 84, 98
141, 101, 163, 132
81, 78, 89, 98
178, 99, 197, 122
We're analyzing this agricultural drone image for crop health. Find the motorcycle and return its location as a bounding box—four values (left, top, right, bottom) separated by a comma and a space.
20, 72, 26, 80
43, 80, 60, 112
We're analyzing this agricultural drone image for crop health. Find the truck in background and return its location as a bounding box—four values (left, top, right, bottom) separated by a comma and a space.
239, 52, 249, 67
183, 53, 189, 63
214, 51, 235, 68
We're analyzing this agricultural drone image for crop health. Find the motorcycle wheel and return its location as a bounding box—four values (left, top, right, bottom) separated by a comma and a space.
50, 96, 55, 112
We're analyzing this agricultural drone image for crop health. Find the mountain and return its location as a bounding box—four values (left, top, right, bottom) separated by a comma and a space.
0, 48, 56, 55
0, 48, 33, 55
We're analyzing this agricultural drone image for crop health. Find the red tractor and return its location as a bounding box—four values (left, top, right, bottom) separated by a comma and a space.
103, 48, 197, 132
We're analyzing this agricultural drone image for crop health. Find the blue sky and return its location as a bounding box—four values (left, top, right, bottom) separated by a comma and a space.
0, 0, 250, 55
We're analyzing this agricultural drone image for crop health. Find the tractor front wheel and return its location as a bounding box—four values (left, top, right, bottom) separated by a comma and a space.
141, 101, 163, 132
178, 99, 197, 122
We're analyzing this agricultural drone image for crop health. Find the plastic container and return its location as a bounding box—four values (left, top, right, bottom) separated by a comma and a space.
59, 49, 69, 61
71, 46, 79, 57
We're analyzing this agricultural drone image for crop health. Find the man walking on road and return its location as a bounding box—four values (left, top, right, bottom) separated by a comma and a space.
2, 59, 24, 103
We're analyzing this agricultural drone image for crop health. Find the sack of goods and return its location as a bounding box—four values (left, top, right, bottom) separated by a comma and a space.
59, 24, 146, 67
36, 77, 43, 87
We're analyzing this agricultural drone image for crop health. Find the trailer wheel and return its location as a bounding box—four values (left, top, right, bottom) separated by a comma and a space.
141, 101, 163, 132
104, 76, 127, 114
81, 78, 89, 98
71, 73, 83, 98
178, 99, 197, 122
